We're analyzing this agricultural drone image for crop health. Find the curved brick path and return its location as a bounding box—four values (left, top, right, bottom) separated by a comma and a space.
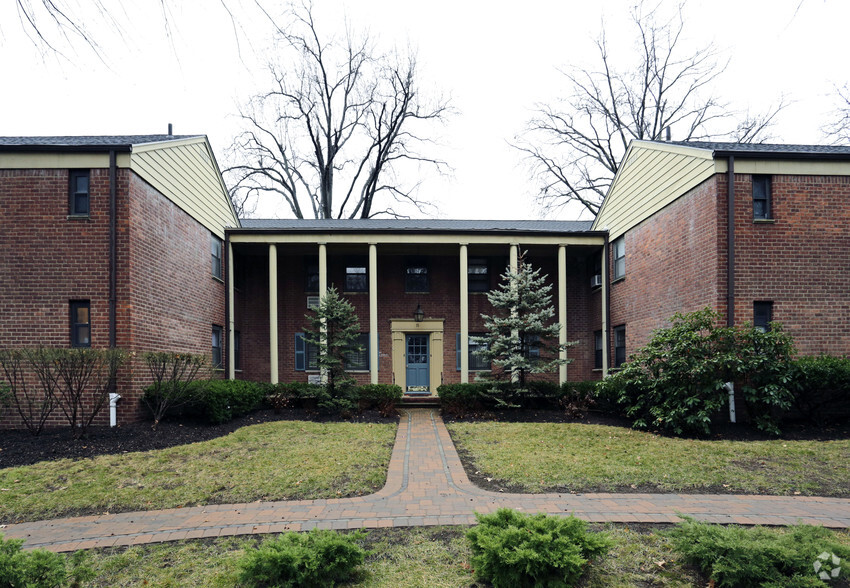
6, 409, 850, 552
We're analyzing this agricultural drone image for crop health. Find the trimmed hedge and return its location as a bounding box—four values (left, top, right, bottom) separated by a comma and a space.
192, 379, 268, 424
438, 381, 601, 417
356, 384, 403, 417
790, 355, 850, 422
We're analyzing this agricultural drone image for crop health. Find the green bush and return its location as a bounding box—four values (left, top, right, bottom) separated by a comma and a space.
266, 382, 324, 411
668, 516, 850, 587
190, 379, 267, 424
437, 383, 489, 417
238, 529, 366, 588
599, 308, 795, 436
466, 509, 611, 588
558, 381, 600, 416
790, 355, 850, 422
0, 534, 94, 588
356, 384, 402, 417
141, 352, 207, 428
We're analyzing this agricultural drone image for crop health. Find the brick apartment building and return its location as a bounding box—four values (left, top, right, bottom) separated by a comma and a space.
1, 136, 848, 425
593, 140, 850, 365
0, 135, 238, 426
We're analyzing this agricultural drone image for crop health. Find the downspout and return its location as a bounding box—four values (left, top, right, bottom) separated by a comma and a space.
109, 150, 117, 347
726, 155, 735, 328
108, 150, 120, 426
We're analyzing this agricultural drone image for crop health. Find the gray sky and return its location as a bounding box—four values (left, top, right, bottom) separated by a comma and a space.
2, 0, 848, 220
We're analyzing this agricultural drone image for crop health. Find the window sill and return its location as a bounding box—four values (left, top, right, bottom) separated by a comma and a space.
212, 276, 224, 284
753, 218, 776, 224
405, 292, 430, 295
66, 214, 90, 221
343, 291, 368, 295
590, 285, 602, 292
612, 276, 625, 284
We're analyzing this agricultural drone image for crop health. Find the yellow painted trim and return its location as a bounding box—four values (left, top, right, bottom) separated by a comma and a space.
318, 244, 328, 384
369, 244, 378, 385
390, 319, 445, 395
715, 159, 850, 176
558, 245, 567, 384
0, 153, 131, 168
269, 244, 279, 385
509, 244, 519, 384
230, 233, 604, 246
459, 244, 469, 384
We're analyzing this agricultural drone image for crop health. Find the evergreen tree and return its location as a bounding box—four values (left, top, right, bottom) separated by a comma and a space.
475, 252, 571, 391
304, 287, 362, 412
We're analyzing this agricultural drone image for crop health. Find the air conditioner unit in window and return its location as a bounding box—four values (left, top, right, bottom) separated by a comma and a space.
306, 295, 320, 310
590, 274, 603, 288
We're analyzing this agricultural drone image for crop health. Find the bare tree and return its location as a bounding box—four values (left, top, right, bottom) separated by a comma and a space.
514, 3, 784, 217
824, 84, 850, 144
224, 2, 450, 219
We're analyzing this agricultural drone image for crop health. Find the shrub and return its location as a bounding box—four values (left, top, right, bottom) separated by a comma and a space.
0, 348, 57, 435
466, 509, 611, 588
0, 534, 94, 588
437, 383, 489, 417
141, 352, 207, 429
668, 516, 850, 587
267, 382, 324, 411
238, 529, 366, 588
558, 381, 599, 417
356, 384, 402, 417
790, 355, 850, 422
191, 379, 267, 424
599, 309, 795, 436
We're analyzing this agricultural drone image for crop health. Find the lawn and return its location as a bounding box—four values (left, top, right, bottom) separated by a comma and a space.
79, 525, 708, 587
446, 421, 850, 496
0, 420, 396, 523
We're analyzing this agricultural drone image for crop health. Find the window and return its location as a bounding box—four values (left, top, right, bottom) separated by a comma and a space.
212, 325, 223, 368
468, 258, 489, 292
345, 260, 368, 292
594, 330, 603, 369
305, 258, 319, 292
345, 333, 370, 370
234, 330, 241, 371
614, 325, 626, 367
612, 237, 625, 280
211, 235, 223, 280
754, 301, 773, 332
70, 301, 91, 348
405, 258, 429, 293
456, 333, 491, 371
69, 170, 90, 216
753, 175, 772, 220
295, 333, 370, 371
523, 334, 540, 358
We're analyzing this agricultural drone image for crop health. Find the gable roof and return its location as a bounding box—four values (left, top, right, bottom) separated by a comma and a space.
238, 219, 595, 233
668, 141, 850, 158
0, 135, 199, 151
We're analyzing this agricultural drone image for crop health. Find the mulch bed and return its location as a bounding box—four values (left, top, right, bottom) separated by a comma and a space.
0, 409, 396, 469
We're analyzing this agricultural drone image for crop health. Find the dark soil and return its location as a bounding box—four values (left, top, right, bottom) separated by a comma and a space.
0, 409, 397, 469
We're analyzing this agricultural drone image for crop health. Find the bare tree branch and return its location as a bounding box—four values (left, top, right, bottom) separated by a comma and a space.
513, 2, 784, 218
224, 1, 451, 219
824, 84, 850, 144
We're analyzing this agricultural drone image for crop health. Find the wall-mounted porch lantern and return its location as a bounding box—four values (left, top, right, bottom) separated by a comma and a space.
413, 303, 425, 323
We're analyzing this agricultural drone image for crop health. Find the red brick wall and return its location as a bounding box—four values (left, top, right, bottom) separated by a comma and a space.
0, 167, 225, 428
608, 176, 725, 362
233, 245, 601, 386
731, 173, 850, 355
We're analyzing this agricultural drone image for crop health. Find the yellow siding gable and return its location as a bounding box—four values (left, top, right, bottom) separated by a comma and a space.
592, 141, 715, 240
130, 137, 239, 238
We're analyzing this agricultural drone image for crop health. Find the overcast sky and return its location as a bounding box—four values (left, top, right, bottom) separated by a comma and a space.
2, 0, 848, 220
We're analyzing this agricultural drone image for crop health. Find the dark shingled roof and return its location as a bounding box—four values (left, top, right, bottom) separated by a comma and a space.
238, 219, 595, 233
667, 140, 850, 157
0, 135, 201, 151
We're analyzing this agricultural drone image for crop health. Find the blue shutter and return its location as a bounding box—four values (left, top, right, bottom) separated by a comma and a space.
295, 333, 305, 371
456, 333, 461, 371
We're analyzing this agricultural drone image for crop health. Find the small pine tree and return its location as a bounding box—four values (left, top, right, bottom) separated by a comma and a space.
475, 252, 571, 392
304, 287, 363, 411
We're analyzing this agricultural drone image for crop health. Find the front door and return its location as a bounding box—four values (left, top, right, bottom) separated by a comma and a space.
405, 334, 430, 393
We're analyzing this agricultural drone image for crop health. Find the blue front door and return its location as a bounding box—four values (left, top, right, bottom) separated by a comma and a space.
405, 334, 430, 393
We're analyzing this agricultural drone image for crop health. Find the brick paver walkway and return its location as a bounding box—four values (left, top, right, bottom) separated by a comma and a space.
5, 409, 850, 552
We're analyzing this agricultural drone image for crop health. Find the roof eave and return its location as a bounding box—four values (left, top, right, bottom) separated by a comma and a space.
0, 144, 134, 153
712, 149, 850, 161
226, 227, 604, 237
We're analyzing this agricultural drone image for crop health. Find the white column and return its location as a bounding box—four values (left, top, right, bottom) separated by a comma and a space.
227, 241, 236, 379
510, 243, 519, 383
558, 244, 568, 385
318, 243, 328, 384
269, 243, 278, 384
601, 243, 609, 377
369, 243, 378, 385
459, 243, 469, 383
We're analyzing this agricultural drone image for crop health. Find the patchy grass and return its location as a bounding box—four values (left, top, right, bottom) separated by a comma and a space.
446, 421, 850, 496
0, 421, 395, 523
